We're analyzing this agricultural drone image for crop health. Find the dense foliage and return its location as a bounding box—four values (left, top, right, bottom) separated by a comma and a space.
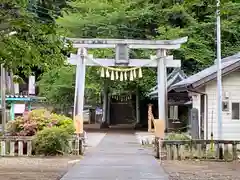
38, 65, 103, 110
38, 66, 75, 111
33, 126, 71, 156
7, 109, 74, 136
58, 0, 240, 74
0, 0, 71, 75
39, 0, 240, 107
6, 108, 74, 156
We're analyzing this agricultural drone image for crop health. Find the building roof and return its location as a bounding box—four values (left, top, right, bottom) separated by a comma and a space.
171, 52, 240, 91
5, 95, 46, 102
148, 68, 187, 98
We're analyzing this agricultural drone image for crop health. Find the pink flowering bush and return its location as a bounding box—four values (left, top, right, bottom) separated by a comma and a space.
7, 109, 74, 136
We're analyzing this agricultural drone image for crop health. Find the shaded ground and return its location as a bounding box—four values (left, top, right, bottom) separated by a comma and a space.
0, 157, 80, 180
162, 160, 240, 180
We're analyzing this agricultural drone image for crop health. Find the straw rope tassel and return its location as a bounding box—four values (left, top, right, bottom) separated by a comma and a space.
106, 69, 110, 78
115, 71, 119, 80
130, 70, 134, 81
100, 67, 105, 77
138, 68, 143, 78
124, 71, 127, 80
133, 69, 137, 78
120, 72, 123, 81
110, 71, 115, 80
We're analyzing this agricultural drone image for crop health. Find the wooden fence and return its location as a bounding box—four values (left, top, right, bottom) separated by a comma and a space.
155, 139, 240, 161
0, 136, 84, 157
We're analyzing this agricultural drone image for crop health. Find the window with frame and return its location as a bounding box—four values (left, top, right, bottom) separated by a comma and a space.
232, 102, 240, 120
168, 105, 178, 119
222, 101, 229, 111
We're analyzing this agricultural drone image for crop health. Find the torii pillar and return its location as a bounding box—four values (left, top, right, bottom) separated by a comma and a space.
157, 49, 167, 134
72, 48, 87, 135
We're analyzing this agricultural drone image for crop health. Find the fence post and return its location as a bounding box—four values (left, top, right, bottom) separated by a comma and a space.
18, 141, 23, 156
79, 138, 83, 155
154, 137, 160, 159
1, 141, 6, 156
10, 141, 15, 156
232, 142, 237, 160
27, 140, 32, 156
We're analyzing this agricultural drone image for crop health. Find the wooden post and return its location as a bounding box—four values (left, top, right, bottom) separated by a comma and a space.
232, 142, 237, 160
27, 140, 32, 156
1, 64, 6, 134
10, 103, 14, 120
155, 137, 160, 159
136, 87, 140, 125
27, 103, 31, 111
9, 71, 14, 94
28, 75, 36, 95
148, 104, 153, 132
101, 80, 108, 128
157, 49, 167, 136
107, 93, 111, 125
18, 141, 23, 156
79, 138, 83, 155
1, 141, 6, 156
10, 141, 15, 156
68, 140, 73, 153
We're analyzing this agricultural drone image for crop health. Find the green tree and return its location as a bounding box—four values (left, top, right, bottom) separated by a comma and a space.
27, 0, 72, 22
38, 0, 240, 107
156, 0, 240, 74
38, 65, 104, 111
58, 0, 240, 74
38, 66, 74, 112
0, 0, 71, 75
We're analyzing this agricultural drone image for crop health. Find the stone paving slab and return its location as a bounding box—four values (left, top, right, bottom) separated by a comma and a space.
61, 131, 168, 180
85, 132, 106, 149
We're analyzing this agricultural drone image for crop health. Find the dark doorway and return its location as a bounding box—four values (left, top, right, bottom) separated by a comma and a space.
110, 94, 136, 125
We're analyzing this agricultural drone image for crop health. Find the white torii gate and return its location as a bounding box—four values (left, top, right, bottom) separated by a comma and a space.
68, 37, 188, 134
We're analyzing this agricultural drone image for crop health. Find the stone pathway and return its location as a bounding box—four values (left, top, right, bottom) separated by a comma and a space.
61, 131, 168, 180
85, 132, 106, 149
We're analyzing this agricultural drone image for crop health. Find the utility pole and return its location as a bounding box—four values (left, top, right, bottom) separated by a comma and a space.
1, 64, 6, 135
216, 0, 223, 157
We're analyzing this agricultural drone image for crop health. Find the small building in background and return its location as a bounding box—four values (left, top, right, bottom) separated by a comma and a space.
148, 68, 191, 132
0, 75, 45, 124
171, 52, 240, 140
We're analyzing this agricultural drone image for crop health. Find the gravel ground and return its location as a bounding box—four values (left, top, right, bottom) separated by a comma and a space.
0, 157, 81, 180
162, 160, 240, 180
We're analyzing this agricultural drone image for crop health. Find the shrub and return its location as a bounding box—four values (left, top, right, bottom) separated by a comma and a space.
55, 115, 74, 134
33, 127, 71, 156
7, 109, 75, 136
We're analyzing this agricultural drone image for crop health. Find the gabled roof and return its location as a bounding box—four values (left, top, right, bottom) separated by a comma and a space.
148, 68, 187, 98
171, 52, 240, 91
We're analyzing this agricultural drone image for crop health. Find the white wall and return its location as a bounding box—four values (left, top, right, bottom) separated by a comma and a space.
205, 70, 240, 140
